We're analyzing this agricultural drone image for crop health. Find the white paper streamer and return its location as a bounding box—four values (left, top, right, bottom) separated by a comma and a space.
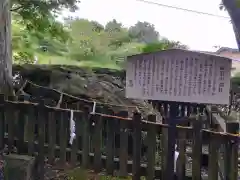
91, 101, 96, 114
174, 144, 179, 173
69, 110, 76, 145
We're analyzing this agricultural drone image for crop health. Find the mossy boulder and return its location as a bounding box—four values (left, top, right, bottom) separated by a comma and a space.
13, 65, 158, 117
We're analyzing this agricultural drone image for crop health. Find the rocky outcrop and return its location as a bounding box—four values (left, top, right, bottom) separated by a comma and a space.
13, 64, 158, 116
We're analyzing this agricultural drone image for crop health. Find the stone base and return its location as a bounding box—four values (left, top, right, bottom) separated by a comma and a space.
3, 154, 36, 180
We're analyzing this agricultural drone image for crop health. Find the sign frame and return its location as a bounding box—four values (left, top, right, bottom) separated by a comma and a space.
126, 49, 232, 105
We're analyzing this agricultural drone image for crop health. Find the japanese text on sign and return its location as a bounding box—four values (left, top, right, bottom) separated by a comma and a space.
126, 49, 232, 105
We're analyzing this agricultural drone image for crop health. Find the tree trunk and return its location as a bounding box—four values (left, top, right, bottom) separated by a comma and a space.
223, 0, 240, 50
0, 0, 13, 95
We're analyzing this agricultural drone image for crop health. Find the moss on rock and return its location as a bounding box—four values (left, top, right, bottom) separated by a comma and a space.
13, 64, 158, 117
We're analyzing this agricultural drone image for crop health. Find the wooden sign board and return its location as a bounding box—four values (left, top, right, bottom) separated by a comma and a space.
126, 49, 232, 105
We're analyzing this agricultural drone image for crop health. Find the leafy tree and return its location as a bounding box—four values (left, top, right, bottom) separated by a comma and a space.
12, 15, 69, 64
105, 19, 122, 32
91, 21, 104, 32
104, 29, 131, 48
107, 42, 144, 65
141, 39, 188, 53
222, 0, 240, 50
11, 12, 187, 69
12, 20, 37, 64
129, 21, 159, 44
30, 17, 186, 69
66, 18, 132, 61
0, 0, 79, 94
67, 19, 101, 61
11, 0, 79, 41
104, 19, 131, 48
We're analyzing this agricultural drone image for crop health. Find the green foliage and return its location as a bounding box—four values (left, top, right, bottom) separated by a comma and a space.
12, 18, 36, 64
12, 9, 187, 68
91, 21, 104, 32
11, 0, 80, 64
129, 21, 159, 43
105, 19, 122, 32
65, 18, 134, 62
11, 0, 79, 41
12, 16, 68, 64
233, 72, 240, 77
66, 167, 143, 180
67, 19, 100, 60
221, 0, 240, 49
141, 39, 188, 53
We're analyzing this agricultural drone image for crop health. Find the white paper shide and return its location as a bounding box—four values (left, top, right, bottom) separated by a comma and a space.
126, 49, 232, 105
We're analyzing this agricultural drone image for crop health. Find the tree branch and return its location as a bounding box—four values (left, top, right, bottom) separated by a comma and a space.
10, 5, 23, 12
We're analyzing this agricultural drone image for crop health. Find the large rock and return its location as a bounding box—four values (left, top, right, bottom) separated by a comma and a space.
13, 65, 159, 118
3, 154, 35, 180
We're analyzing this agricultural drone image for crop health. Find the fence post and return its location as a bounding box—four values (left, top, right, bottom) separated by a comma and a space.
161, 103, 168, 180
192, 115, 202, 180
118, 111, 129, 177
164, 102, 177, 180
82, 106, 90, 169
37, 99, 46, 180
70, 111, 81, 166
92, 112, 102, 173
0, 95, 4, 180
146, 114, 157, 180
59, 109, 68, 165
132, 112, 141, 180
105, 108, 115, 175
0, 95, 5, 151
225, 122, 239, 180
208, 132, 218, 180
20, 95, 30, 148
17, 95, 25, 154
27, 103, 35, 156
6, 96, 15, 154
48, 109, 56, 165
176, 126, 186, 180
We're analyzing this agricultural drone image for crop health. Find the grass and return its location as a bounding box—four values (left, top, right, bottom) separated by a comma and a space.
66, 167, 133, 180
36, 53, 122, 70
65, 167, 147, 180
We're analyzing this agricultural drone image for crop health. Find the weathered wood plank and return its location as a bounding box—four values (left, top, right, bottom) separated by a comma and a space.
93, 113, 102, 173
146, 114, 157, 180
132, 112, 141, 180
119, 111, 129, 177
48, 110, 56, 164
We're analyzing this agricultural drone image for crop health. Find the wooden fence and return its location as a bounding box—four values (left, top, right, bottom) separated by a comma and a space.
0, 94, 239, 180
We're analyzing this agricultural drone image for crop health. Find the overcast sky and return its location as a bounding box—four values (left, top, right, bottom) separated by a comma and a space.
61, 0, 238, 52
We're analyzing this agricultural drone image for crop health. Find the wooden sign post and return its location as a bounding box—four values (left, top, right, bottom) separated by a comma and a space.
125, 49, 232, 180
